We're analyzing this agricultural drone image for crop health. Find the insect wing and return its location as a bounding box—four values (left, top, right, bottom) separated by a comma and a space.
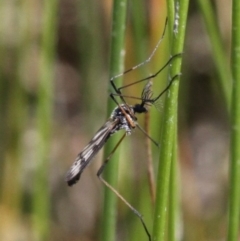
141, 81, 153, 100
66, 119, 119, 186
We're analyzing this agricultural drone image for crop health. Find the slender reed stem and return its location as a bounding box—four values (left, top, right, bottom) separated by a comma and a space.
100, 1, 127, 241
168, 130, 179, 241
227, 0, 240, 240
152, 0, 189, 240
145, 111, 156, 205
33, 0, 58, 240
197, 0, 231, 110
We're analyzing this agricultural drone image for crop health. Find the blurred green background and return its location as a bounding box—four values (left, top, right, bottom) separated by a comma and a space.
0, 0, 232, 241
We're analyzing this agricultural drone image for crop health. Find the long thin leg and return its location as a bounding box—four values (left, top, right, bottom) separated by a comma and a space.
118, 53, 182, 91
110, 73, 182, 104
111, 93, 144, 102
144, 111, 156, 205
109, 18, 169, 98
110, 18, 168, 83
151, 73, 182, 103
136, 124, 159, 147
97, 133, 151, 241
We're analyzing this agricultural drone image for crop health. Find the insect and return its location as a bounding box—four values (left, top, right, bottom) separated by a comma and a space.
66, 18, 181, 241
66, 77, 178, 184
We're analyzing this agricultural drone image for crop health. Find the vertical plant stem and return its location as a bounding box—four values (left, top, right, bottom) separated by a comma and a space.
101, 1, 127, 241
227, 0, 240, 240
152, 0, 189, 240
0, 0, 28, 211
77, 0, 106, 127
131, 0, 156, 206
131, 0, 148, 63
0, 8, 34, 240
145, 111, 156, 205
197, 0, 231, 110
0, 1, 5, 180
33, 0, 58, 240
168, 131, 178, 241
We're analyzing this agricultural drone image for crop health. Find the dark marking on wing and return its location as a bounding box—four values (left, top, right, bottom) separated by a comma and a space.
66, 119, 119, 186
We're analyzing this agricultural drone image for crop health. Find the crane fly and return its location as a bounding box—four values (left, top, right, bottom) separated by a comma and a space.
65, 17, 182, 241
66, 80, 164, 185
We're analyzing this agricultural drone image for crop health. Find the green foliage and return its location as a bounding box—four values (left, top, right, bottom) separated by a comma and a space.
100, 1, 128, 241
33, 0, 59, 240
227, 0, 240, 240
0, 1, 238, 241
152, 1, 189, 240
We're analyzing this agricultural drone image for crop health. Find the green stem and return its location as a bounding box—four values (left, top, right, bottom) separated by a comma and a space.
168, 131, 178, 241
100, 1, 127, 241
152, 0, 189, 240
33, 0, 58, 240
197, 0, 231, 110
227, 0, 240, 240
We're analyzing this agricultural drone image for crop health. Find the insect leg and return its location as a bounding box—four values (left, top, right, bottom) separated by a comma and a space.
151, 73, 182, 103
97, 133, 151, 241
111, 92, 143, 102
110, 73, 182, 105
110, 18, 168, 83
109, 18, 168, 103
144, 111, 156, 205
136, 124, 159, 147
118, 53, 182, 91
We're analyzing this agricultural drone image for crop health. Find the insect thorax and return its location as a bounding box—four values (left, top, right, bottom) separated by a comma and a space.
110, 104, 137, 135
